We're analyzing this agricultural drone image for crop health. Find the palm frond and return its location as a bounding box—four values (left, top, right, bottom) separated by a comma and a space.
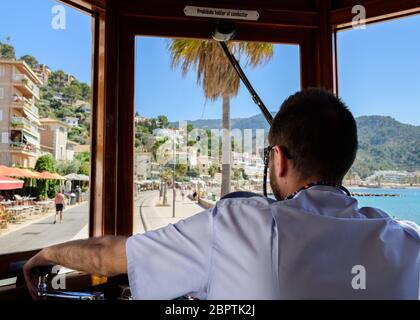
169, 39, 274, 100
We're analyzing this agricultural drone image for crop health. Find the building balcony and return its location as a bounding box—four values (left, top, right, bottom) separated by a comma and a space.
10, 117, 40, 137
9, 141, 38, 157
13, 73, 40, 99
10, 96, 39, 116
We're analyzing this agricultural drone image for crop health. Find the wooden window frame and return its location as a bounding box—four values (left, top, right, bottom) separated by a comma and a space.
331, 1, 420, 96
110, 4, 333, 237
0, 0, 106, 279
2, 0, 419, 288
0, 0, 336, 280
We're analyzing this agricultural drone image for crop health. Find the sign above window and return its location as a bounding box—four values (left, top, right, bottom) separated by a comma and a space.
184, 6, 260, 21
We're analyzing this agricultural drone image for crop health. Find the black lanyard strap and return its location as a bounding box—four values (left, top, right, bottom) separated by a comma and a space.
284, 181, 351, 200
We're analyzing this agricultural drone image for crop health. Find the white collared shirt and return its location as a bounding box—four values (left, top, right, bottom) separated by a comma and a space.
126, 186, 420, 299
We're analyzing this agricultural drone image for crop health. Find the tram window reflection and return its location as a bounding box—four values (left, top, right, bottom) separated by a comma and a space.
337, 14, 420, 225
133, 36, 300, 234
0, 0, 93, 258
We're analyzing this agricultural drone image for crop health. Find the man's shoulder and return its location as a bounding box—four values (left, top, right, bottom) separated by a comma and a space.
216, 192, 275, 209
394, 220, 420, 242
211, 194, 276, 222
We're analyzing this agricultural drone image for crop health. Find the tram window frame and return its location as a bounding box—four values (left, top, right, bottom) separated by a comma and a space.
116, 16, 324, 236
331, 5, 420, 95
1, 0, 419, 292
0, 0, 104, 282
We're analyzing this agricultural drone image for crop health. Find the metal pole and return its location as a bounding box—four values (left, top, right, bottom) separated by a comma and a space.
218, 41, 273, 125
173, 135, 176, 218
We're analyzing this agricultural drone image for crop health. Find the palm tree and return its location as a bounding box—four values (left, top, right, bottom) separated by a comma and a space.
169, 40, 274, 197
159, 169, 173, 206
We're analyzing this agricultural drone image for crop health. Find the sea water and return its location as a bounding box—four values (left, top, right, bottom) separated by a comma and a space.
351, 188, 420, 225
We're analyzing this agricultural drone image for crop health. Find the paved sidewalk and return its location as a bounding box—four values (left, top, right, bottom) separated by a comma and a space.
136, 189, 205, 232
0, 202, 89, 255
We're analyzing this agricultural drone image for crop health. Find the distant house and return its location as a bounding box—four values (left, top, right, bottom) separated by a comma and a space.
365, 170, 413, 185
66, 140, 79, 161
40, 144, 55, 157
74, 100, 91, 114
74, 100, 87, 108
197, 155, 211, 176
84, 104, 91, 115
65, 116, 79, 127
33, 64, 52, 86
39, 118, 71, 161
53, 93, 64, 101
135, 152, 152, 180
65, 74, 75, 85
134, 115, 147, 124
74, 144, 90, 155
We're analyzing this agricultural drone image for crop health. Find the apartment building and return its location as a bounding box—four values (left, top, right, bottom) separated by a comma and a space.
39, 118, 72, 162
33, 64, 52, 86
0, 59, 42, 168
135, 152, 152, 180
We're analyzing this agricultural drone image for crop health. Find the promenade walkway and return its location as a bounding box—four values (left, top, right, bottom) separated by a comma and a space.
134, 189, 205, 233
0, 202, 89, 255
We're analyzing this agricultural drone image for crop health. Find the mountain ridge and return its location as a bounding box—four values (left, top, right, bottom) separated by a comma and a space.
170, 114, 420, 178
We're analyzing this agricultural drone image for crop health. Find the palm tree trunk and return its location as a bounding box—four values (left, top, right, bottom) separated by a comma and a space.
221, 94, 231, 197
163, 182, 168, 205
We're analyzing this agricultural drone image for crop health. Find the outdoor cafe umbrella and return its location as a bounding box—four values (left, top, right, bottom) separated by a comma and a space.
63, 173, 89, 182
0, 166, 41, 179
0, 165, 26, 178
0, 176, 24, 191
38, 171, 64, 180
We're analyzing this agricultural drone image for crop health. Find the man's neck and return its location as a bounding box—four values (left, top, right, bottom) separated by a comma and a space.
281, 176, 329, 199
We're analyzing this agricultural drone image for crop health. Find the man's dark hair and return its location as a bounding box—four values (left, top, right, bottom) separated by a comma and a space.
268, 88, 358, 183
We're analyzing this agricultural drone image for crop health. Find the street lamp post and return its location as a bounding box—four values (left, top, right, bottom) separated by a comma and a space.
173, 134, 176, 218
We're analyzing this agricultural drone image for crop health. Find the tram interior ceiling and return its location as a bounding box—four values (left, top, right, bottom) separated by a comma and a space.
0, 0, 419, 301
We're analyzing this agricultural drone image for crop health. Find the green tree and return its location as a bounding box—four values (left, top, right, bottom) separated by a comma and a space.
78, 161, 90, 176
175, 163, 188, 180
232, 167, 243, 190
169, 39, 274, 196
20, 54, 38, 68
34, 154, 58, 199
187, 123, 194, 133
75, 151, 90, 163
159, 169, 173, 205
49, 70, 68, 91
68, 127, 89, 144
157, 115, 169, 128
63, 82, 82, 106
233, 168, 242, 180
135, 138, 141, 149
79, 82, 91, 100
57, 160, 81, 176
151, 137, 169, 162
208, 164, 219, 178
187, 166, 200, 178
0, 41, 15, 59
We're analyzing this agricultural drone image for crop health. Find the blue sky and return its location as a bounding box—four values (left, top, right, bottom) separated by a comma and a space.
1, 0, 419, 125
0, 0, 92, 84
337, 15, 420, 126
135, 38, 300, 121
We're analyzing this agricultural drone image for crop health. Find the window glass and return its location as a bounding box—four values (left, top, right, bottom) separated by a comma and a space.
134, 36, 300, 233
0, 0, 92, 257
337, 14, 420, 224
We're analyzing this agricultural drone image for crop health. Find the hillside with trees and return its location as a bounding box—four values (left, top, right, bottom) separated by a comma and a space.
1, 41, 91, 145
184, 114, 420, 178
1, 41, 92, 176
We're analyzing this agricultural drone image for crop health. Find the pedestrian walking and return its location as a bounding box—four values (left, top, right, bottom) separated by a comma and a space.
54, 191, 66, 224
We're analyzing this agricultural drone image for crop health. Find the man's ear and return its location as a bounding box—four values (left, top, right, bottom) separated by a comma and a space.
273, 146, 289, 178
